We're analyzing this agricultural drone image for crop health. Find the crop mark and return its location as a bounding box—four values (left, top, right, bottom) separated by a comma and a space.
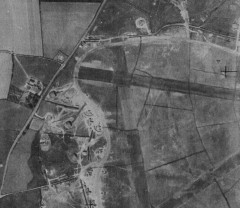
145, 103, 192, 111
137, 77, 152, 127
146, 150, 205, 172
130, 37, 142, 82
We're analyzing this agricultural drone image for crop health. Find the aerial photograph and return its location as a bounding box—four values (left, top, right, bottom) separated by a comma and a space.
0, 0, 240, 207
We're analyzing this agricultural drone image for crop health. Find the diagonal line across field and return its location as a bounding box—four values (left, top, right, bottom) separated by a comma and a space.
2, 4, 240, 205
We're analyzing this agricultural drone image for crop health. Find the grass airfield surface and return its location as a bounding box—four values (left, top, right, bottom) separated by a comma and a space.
1, 37, 240, 208
2, 0, 240, 207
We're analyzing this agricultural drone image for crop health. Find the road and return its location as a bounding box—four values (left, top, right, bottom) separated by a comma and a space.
1, 2, 240, 204
0, 0, 108, 196
1, 31, 239, 196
